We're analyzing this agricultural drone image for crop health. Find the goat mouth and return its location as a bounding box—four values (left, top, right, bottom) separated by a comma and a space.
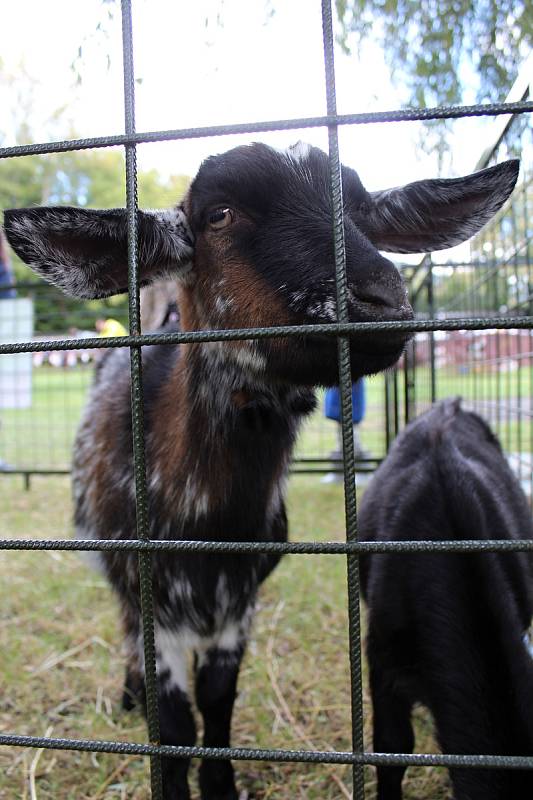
305, 329, 412, 356
268, 331, 409, 386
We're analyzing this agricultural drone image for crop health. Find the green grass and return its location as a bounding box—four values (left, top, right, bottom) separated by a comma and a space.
0, 366, 92, 470
2, 363, 532, 472
0, 475, 451, 800
1, 359, 529, 797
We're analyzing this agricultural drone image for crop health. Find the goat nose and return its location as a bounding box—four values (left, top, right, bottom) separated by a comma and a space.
356, 280, 411, 315
346, 249, 411, 315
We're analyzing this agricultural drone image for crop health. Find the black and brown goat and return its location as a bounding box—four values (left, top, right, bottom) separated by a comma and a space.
359, 398, 533, 799
5, 143, 519, 800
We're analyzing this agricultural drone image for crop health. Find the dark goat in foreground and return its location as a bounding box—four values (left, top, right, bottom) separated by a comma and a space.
359, 398, 533, 799
5, 144, 519, 800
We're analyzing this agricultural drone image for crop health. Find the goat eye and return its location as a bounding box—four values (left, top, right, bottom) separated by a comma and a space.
208, 208, 234, 230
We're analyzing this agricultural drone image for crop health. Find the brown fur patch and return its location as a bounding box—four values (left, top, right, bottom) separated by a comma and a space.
192, 223, 291, 330
76, 390, 131, 531
149, 360, 190, 497
231, 389, 254, 409
217, 258, 291, 330
192, 234, 295, 360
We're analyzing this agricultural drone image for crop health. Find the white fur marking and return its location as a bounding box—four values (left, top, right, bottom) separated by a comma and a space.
285, 141, 312, 163
232, 345, 267, 374
217, 622, 241, 651
75, 523, 105, 574
181, 474, 211, 520
156, 628, 189, 693
214, 295, 235, 315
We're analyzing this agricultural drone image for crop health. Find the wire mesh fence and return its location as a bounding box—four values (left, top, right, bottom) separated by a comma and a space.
0, 282, 122, 481
1, 1, 533, 799
398, 73, 533, 504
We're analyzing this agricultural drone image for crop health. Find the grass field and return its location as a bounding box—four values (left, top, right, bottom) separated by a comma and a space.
0, 472, 452, 800
1, 358, 531, 798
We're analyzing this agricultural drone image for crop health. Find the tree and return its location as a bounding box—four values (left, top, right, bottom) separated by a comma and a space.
335, 0, 531, 162
335, 0, 532, 107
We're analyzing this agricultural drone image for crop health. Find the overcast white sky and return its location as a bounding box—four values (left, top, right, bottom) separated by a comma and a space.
0, 0, 498, 193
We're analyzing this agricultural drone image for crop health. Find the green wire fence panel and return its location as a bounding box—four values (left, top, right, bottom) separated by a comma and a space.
400, 70, 533, 506
0, 1, 532, 799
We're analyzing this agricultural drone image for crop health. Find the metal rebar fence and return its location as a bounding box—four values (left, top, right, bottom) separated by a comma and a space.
1, 2, 533, 798
402, 55, 533, 504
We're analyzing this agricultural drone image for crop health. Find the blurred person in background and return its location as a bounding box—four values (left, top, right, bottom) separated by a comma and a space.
322, 378, 370, 484
94, 316, 127, 364
95, 317, 127, 338
0, 228, 16, 299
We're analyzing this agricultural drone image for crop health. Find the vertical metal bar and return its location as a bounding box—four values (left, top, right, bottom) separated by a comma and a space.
510, 192, 522, 478
404, 338, 416, 423
529, 330, 533, 506
496, 331, 502, 435
500, 207, 512, 455
120, 1, 163, 797
516, 332, 523, 483
524, 168, 533, 505
321, 2, 365, 796
470, 254, 478, 412
384, 372, 392, 452
393, 367, 400, 438
523, 176, 532, 316
505, 325, 512, 454
428, 260, 437, 404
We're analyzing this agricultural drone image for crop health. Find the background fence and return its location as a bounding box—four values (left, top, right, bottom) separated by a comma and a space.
394, 57, 533, 501
1, 1, 533, 799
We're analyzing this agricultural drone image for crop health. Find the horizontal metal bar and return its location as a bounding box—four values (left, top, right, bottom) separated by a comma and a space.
0, 281, 50, 292
0, 462, 382, 478
2, 538, 533, 554
0, 467, 377, 478
2, 316, 533, 356
0, 469, 70, 476
0, 101, 531, 160
291, 468, 375, 474
293, 457, 380, 464
1, 733, 532, 770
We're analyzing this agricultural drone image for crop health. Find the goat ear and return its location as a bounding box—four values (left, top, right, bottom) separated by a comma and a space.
3, 205, 194, 299
362, 159, 519, 253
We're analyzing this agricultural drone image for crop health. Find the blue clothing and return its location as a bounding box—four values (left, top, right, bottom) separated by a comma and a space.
0, 255, 16, 299
324, 380, 366, 424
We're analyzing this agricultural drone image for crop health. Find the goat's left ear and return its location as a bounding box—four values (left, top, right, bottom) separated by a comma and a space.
3, 205, 194, 299
361, 159, 519, 253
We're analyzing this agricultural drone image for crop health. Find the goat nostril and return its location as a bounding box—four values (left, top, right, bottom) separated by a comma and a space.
352, 284, 412, 321
359, 291, 390, 308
